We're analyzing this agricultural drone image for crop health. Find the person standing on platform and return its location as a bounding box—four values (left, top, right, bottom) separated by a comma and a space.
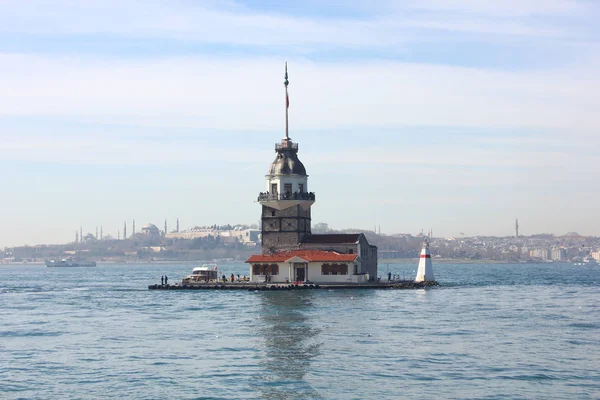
161, 276, 164, 285
230, 273, 235, 283
165, 275, 168, 285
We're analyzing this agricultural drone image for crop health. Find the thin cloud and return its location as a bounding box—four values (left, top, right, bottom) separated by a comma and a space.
0, 55, 598, 132
0, 0, 591, 47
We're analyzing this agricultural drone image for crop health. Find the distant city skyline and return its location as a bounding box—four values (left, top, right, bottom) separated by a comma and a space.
1, 0, 599, 247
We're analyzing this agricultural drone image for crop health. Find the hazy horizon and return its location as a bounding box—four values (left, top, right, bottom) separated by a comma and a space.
1, 0, 599, 248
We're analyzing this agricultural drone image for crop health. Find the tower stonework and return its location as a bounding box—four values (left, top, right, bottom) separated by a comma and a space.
261, 201, 312, 251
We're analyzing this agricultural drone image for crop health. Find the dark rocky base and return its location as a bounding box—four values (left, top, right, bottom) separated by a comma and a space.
148, 281, 439, 291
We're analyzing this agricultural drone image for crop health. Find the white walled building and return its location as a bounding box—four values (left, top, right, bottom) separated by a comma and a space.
246, 250, 369, 284
551, 247, 567, 261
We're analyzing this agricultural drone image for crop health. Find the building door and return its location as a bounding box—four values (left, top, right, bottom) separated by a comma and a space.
295, 267, 305, 282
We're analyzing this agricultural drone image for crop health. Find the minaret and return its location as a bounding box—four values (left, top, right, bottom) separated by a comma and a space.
258, 63, 315, 252
80, 226, 82, 243
118, 230, 120, 240
164, 219, 167, 235
415, 240, 435, 283
75, 231, 79, 243
515, 218, 519, 238
100, 226, 103, 240
176, 218, 180, 233
133, 219, 136, 236
123, 221, 127, 240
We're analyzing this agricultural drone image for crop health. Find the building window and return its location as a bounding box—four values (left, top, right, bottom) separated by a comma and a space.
321, 263, 330, 275
271, 183, 278, 194
253, 264, 279, 275
284, 183, 292, 195
341, 264, 348, 275
349, 249, 353, 254
298, 183, 304, 193
271, 210, 276, 217
331, 264, 338, 275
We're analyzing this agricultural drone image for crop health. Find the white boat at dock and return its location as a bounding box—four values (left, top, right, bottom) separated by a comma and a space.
181, 264, 219, 283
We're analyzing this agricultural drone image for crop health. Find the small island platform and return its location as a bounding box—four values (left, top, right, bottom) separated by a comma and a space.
148, 281, 439, 291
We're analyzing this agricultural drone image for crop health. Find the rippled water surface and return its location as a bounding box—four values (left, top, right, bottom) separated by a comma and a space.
1, 262, 599, 399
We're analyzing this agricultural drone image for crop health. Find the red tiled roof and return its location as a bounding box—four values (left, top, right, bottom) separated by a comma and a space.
246, 250, 358, 263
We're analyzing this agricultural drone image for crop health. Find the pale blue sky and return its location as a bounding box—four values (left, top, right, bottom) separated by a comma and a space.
1, 0, 599, 247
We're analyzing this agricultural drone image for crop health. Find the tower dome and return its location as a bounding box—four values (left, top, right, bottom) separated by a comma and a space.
268, 141, 307, 176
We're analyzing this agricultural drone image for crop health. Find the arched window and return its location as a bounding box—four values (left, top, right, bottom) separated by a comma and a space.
321, 263, 330, 275
270, 263, 279, 275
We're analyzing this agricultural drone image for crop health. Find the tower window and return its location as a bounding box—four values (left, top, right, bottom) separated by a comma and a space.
284, 183, 292, 195
271, 183, 278, 194
298, 183, 304, 193
271, 211, 276, 217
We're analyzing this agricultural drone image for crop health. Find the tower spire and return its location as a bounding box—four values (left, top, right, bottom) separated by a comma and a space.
284, 62, 289, 140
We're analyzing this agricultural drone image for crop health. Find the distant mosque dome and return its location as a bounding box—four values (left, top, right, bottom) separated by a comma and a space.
268, 150, 307, 176
141, 223, 159, 233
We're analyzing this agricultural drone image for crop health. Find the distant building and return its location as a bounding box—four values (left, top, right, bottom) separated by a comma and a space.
140, 223, 161, 244
551, 247, 567, 261
530, 248, 550, 260
165, 228, 259, 244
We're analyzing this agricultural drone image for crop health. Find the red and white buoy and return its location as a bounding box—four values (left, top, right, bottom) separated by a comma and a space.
415, 240, 435, 282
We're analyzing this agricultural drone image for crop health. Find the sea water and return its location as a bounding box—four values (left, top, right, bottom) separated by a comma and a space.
1, 262, 598, 399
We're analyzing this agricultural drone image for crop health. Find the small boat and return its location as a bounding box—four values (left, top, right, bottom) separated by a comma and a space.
182, 264, 218, 284
45, 257, 96, 267
573, 257, 598, 266
583, 257, 598, 265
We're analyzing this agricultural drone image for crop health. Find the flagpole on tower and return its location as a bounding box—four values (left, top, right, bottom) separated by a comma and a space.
284, 62, 289, 140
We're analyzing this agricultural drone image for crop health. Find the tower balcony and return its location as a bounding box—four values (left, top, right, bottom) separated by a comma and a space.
275, 141, 298, 151
257, 191, 316, 211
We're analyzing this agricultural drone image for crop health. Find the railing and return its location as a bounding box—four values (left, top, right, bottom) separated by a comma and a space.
258, 192, 316, 202
275, 142, 298, 151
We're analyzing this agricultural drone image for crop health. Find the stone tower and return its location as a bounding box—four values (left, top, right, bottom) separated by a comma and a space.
258, 64, 315, 253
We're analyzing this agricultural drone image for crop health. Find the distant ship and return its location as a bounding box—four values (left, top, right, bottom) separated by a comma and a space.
45, 257, 96, 267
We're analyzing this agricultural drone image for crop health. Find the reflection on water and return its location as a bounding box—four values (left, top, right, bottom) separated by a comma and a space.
252, 291, 322, 399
